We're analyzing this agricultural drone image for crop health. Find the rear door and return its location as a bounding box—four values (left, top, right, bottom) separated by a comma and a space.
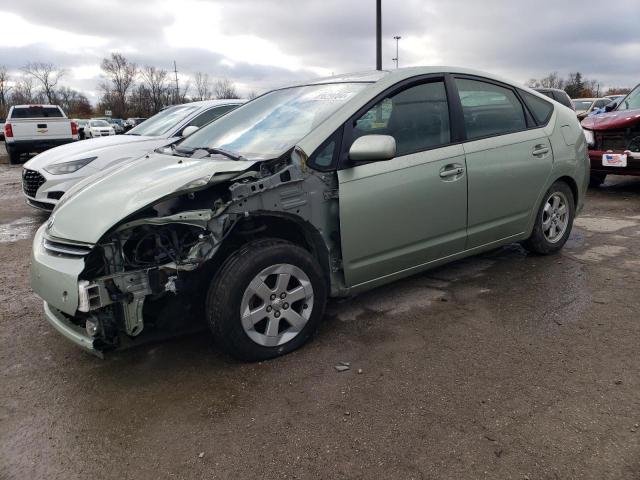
10, 106, 72, 141
454, 77, 554, 248
337, 77, 468, 288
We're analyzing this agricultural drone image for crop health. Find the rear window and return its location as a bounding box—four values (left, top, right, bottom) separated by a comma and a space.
10, 106, 64, 119
520, 91, 554, 125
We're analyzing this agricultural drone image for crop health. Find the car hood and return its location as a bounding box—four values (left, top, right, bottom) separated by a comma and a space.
47, 151, 258, 244
23, 135, 162, 169
582, 108, 640, 131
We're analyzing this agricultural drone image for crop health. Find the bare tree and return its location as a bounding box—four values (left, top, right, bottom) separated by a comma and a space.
526, 72, 565, 90
140, 65, 168, 113
11, 76, 35, 105
22, 62, 65, 104
0, 66, 11, 117
176, 79, 191, 103
100, 53, 137, 117
56, 86, 92, 117
194, 72, 211, 101
247, 90, 259, 100
213, 78, 240, 99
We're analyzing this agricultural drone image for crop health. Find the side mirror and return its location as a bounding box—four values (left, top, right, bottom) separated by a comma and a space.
182, 125, 199, 137
604, 102, 617, 112
349, 134, 396, 162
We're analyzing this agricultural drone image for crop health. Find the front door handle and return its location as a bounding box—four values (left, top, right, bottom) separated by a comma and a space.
439, 165, 465, 178
532, 144, 550, 157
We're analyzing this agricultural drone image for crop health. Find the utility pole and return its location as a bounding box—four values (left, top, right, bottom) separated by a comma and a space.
376, 0, 382, 70
173, 60, 180, 104
392, 35, 401, 69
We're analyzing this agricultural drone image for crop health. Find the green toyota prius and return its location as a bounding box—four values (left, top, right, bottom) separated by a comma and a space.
31, 67, 589, 360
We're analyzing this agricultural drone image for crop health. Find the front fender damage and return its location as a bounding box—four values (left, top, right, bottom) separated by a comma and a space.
77, 150, 344, 353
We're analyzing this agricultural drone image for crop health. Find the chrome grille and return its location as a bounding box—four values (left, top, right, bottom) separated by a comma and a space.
22, 168, 46, 197
43, 236, 93, 257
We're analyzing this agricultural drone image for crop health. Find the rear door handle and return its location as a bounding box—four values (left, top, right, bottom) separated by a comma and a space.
532, 144, 550, 157
439, 165, 465, 178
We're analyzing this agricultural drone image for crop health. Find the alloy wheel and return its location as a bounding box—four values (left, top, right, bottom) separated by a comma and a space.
240, 263, 314, 347
542, 191, 569, 243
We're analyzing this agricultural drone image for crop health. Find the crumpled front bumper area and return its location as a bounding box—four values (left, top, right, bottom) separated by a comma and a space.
43, 302, 102, 357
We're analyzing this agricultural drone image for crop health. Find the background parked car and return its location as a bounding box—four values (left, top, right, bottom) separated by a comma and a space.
85, 119, 115, 138
534, 88, 574, 110
572, 98, 611, 120
21, 99, 243, 210
582, 82, 640, 186
109, 118, 126, 134
72, 119, 89, 140
124, 117, 147, 131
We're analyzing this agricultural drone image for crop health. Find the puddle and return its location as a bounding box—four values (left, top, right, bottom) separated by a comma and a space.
574, 216, 637, 233
0, 217, 40, 243
574, 245, 627, 262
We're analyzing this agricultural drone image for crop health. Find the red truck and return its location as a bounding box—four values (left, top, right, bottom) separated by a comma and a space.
581, 85, 640, 186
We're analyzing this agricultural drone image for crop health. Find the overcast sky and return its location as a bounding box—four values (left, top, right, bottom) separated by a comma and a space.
1, 0, 639, 102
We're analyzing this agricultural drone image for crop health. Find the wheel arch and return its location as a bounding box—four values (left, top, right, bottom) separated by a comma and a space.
554, 175, 579, 208
210, 212, 332, 289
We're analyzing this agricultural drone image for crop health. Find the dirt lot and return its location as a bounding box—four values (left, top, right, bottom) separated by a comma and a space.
1, 144, 640, 480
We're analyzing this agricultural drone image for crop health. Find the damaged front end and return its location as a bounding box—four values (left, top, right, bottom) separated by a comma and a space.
33, 149, 344, 355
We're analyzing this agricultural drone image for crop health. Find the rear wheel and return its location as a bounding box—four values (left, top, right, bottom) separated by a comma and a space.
523, 181, 575, 255
6, 145, 21, 165
589, 173, 606, 188
206, 239, 327, 361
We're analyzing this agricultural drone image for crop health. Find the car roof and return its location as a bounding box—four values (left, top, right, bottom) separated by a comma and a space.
12, 104, 60, 108
573, 98, 598, 101
278, 66, 537, 91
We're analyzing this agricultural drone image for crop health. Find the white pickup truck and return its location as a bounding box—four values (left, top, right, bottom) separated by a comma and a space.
4, 105, 78, 164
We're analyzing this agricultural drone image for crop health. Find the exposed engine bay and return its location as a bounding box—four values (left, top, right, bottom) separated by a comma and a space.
68, 150, 343, 353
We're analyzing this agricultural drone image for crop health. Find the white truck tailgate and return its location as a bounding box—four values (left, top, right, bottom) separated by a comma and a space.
12, 118, 73, 141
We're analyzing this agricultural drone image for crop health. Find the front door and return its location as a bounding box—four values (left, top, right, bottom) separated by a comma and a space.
337, 79, 468, 288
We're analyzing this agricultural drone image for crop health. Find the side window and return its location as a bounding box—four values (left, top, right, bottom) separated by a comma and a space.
352, 81, 450, 157
520, 90, 554, 125
308, 129, 342, 171
595, 99, 609, 109
456, 78, 526, 140
186, 105, 237, 129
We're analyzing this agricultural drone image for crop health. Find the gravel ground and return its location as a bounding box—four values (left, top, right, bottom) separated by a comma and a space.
1, 145, 640, 479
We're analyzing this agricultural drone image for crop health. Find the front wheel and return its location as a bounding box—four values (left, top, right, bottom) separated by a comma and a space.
206, 239, 327, 361
523, 181, 575, 255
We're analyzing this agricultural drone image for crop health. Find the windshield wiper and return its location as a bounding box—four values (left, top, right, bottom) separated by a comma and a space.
192, 147, 247, 161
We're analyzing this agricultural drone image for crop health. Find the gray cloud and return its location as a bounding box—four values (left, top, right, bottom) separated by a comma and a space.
1, 0, 639, 101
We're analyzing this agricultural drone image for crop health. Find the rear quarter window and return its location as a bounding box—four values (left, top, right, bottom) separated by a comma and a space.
10, 106, 65, 119
520, 91, 554, 125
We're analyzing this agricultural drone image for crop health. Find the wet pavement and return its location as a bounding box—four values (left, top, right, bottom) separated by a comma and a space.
1, 148, 640, 479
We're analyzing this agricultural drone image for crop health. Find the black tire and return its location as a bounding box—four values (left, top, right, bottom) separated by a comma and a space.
589, 173, 606, 188
206, 239, 327, 361
523, 181, 575, 255
6, 145, 21, 165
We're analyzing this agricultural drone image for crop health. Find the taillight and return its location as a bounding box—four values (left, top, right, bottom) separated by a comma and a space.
71, 121, 78, 136
4, 123, 13, 138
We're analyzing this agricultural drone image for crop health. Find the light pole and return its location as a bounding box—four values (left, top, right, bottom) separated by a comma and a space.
376, 0, 382, 70
393, 35, 401, 69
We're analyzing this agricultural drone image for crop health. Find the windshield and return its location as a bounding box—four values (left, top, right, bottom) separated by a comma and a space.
179, 83, 368, 159
572, 100, 593, 111
616, 87, 640, 111
127, 106, 198, 137
90, 120, 109, 127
